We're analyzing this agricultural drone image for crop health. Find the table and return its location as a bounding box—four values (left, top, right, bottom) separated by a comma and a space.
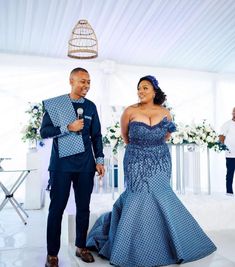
0, 167, 36, 224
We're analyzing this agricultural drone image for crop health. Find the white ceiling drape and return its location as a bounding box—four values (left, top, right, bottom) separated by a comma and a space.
1, 0, 235, 73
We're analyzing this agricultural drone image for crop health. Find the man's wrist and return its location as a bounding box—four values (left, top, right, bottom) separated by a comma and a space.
96, 157, 104, 165
60, 125, 70, 134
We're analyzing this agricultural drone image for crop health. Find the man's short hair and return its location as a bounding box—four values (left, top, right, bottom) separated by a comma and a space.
70, 67, 88, 78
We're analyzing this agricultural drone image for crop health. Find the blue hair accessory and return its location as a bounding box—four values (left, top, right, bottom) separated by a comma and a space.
138, 75, 159, 91
145, 75, 159, 89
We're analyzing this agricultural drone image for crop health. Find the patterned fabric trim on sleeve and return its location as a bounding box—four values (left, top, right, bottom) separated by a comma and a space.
96, 157, 104, 165
60, 125, 70, 134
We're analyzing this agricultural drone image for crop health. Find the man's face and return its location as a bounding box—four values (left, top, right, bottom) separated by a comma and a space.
70, 71, 90, 98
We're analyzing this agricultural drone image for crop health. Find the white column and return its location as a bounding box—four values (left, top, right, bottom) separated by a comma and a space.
193, 145, 201, 194
110, 151, 115, 199
207, 148, 211, 194
186, 144, 201, 194
117, 146, 125, 195
24, 149, 42, 209
176, 145, 183, 193
24, 139, 51, 209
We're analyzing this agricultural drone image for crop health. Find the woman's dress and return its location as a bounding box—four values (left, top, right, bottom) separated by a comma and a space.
87, 117, 216, 267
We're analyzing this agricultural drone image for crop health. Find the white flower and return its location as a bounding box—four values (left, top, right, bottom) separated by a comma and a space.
21, 102, 44, 144
201, 133, 206, 140
205, 125, 212, 132
198, 129, 203, 136
103, 121, 124, 154
172, 137, 180, 144
183, 132, 188, 140
188, 137, 193, 143
206, 136, 213, 143
169, 119, 226, 152
110, 139, 117, 148
171, 133, 183, 144
114, 129, 121, 138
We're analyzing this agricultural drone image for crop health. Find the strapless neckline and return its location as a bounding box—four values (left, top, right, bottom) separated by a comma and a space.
129, 116, 169, 129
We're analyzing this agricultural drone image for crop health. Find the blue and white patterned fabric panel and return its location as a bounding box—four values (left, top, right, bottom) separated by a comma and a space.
87, 118, 216, 267
43, 94, 85, 158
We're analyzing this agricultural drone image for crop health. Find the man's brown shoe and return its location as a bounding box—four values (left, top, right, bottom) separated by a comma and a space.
75, 248, 95, 263
45, 255, 59, 267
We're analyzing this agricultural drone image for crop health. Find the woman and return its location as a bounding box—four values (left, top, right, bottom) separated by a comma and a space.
87, 75, 216, 267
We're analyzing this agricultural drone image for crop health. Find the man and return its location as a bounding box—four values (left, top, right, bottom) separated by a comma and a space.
219, 107, 235, 195
40, 67, 105, 267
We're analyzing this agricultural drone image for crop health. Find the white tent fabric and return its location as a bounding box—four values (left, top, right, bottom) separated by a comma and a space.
1, 0, 235, 73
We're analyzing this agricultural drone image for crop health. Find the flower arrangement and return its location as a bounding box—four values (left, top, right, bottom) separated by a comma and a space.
103, 121, 124, 154
21, 102, 44, 147
168, 120, 227, 152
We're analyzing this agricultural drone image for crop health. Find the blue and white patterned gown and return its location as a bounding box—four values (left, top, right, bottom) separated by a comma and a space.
87, 117, 216, 267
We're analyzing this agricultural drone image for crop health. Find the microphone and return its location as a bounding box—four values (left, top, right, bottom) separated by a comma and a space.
77, 108, 84, 135
77, 108, 84, 119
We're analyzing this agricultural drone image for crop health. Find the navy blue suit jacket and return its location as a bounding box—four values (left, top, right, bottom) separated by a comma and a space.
40, 98, 104, 172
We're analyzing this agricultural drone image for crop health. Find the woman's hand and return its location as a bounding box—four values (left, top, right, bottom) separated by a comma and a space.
165, 132, 171, 141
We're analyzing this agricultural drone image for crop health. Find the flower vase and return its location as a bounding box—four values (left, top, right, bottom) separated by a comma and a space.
187, 144, 196, 152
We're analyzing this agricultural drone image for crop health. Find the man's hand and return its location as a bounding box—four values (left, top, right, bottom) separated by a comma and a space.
67, 119, 84, 132
96, 164, 105, 178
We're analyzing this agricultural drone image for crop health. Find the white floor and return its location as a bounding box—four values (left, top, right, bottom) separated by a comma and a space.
1, 192, 235, 267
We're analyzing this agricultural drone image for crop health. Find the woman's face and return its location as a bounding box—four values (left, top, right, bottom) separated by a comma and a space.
137, 80, 155, 104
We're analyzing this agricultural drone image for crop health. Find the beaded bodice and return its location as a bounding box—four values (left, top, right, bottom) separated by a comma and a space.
128, 117, 176, 146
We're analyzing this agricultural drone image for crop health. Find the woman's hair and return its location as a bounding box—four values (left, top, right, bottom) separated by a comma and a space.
137, 75, 166, 105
